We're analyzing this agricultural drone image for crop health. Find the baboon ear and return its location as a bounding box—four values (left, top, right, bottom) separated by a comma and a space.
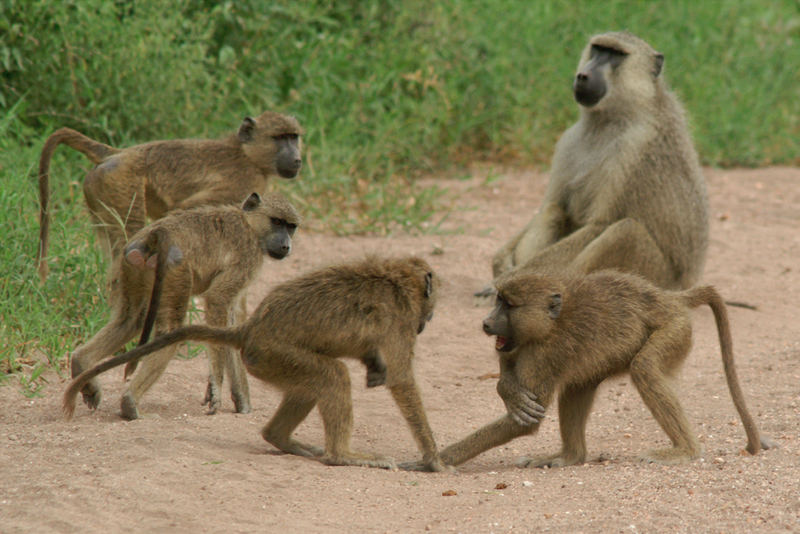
547, 293, 562, 319
242, 192, 261, 211
424, 272, 434, 298
238, 116, 256, 142
653, 53, 664, 77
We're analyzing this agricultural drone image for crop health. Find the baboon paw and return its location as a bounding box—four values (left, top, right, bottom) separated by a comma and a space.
516, 454, 580, 469
232, 397, 252, 414
81, 387, 102, 411
203, 383, 221, 414
120, 394, 140, 421
398, 460, 429, 472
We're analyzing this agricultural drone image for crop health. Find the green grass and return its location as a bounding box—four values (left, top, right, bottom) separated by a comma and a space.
1, 0, 798, 393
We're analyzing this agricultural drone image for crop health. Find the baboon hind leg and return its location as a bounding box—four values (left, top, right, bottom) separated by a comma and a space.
518, 381, 599, 468
203, 293, 250, 415
70, 312, 143, 411
83, 166, 147, 265
257, 349, 396, 469
630, 319, 699, 464
120, 292, 190, 420
572, 218, 677, 289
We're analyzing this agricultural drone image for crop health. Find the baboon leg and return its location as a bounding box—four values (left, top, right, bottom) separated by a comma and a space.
120, 292, 190, 420
83, 165, 147, 263
572, 218, 676, 288
630, 319, 699, 464
518, 223, 605, 277
261, 390, 324, 458
437, 416, 536, 468
384, 356, 446, 471
518, 381, 599, 468
257, 347, 396, 469
315, 358, 396, 469
506, 202, 569, 275
203, 292, 250, 415
70, 311, 143, 411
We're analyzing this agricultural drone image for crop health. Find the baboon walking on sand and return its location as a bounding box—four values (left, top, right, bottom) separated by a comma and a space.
481, 31, 708, 296
407, 270, 774, 470
65, 256, 449, 471
37, 111, 303, 281
68, 192, 300, 420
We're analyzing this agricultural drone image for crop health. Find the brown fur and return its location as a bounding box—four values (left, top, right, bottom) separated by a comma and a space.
63, 256, 447, 471
485, 31, 708, 294
68, 192, 300, 420
37, 111, 303, 281
413, 270, 773, 470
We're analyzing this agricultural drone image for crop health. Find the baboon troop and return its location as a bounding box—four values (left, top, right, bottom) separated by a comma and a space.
54, 31, 774, 474
402, 270, 773, 470
37, 111, 303, 281
68, 192, 300, 420
480, 31, 709, 296
65, 256, 447, 471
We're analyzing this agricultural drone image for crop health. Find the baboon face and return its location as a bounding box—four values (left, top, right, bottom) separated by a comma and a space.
242, 192, 300, 260
574, 31, 664, 109
238, 112, 303, 179
484, 274, 563, 351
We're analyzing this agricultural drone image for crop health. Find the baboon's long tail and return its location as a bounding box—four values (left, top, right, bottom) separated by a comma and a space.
37, 128, 119, 282
683, 286, 763, 454
62, 324, 243, 420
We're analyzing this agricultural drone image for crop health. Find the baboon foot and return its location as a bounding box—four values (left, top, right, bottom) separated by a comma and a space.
638, 446, 699, 465
80, 382, 103, 411
262, 431, 324, 458
203, 381, 221, 415
517, 452, 584, 468
232, 391, 251, 414
120, 393, 140, 421
320, 452, 398, 470
399, 456, 455, 473
72, 359, 102, 410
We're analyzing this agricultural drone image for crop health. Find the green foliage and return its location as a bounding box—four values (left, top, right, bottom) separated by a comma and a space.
1, 0, 798, 392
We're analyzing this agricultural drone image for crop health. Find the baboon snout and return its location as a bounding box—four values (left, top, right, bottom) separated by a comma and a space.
482, 319, 493, 335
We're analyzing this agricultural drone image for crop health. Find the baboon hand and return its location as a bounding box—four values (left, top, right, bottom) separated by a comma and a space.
497, 377, 545, 426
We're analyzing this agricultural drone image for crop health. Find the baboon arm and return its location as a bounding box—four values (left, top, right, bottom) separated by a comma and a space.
439, 415, 534, 466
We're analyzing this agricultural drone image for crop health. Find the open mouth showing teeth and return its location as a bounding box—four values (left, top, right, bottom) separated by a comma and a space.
495, 336, 513, 352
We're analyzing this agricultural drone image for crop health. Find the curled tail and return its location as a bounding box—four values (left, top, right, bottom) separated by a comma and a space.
683, 285, 766, 455
62, 323, 243, 420
37, 128, 119, 282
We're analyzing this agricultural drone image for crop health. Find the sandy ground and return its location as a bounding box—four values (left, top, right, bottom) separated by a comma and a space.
1, 166, 799, 533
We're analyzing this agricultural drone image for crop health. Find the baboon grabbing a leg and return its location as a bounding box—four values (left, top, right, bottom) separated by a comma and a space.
64, 256, 448, 471
37, 111, 303, 281
480, 31, 708, 296
407, 270, 774, 470
69, 192, 300, 420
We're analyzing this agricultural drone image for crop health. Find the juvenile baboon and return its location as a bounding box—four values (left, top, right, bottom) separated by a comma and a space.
69, 192, 300, 420
64, 256, 448, 471
37, 111, 303, 281
480, 31, 708, 296
407, 270, 774, 470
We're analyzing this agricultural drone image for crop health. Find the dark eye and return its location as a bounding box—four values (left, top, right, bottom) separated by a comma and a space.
270, 217, 283, 226
286, 223, 297, 231
273, 133, 298, 141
